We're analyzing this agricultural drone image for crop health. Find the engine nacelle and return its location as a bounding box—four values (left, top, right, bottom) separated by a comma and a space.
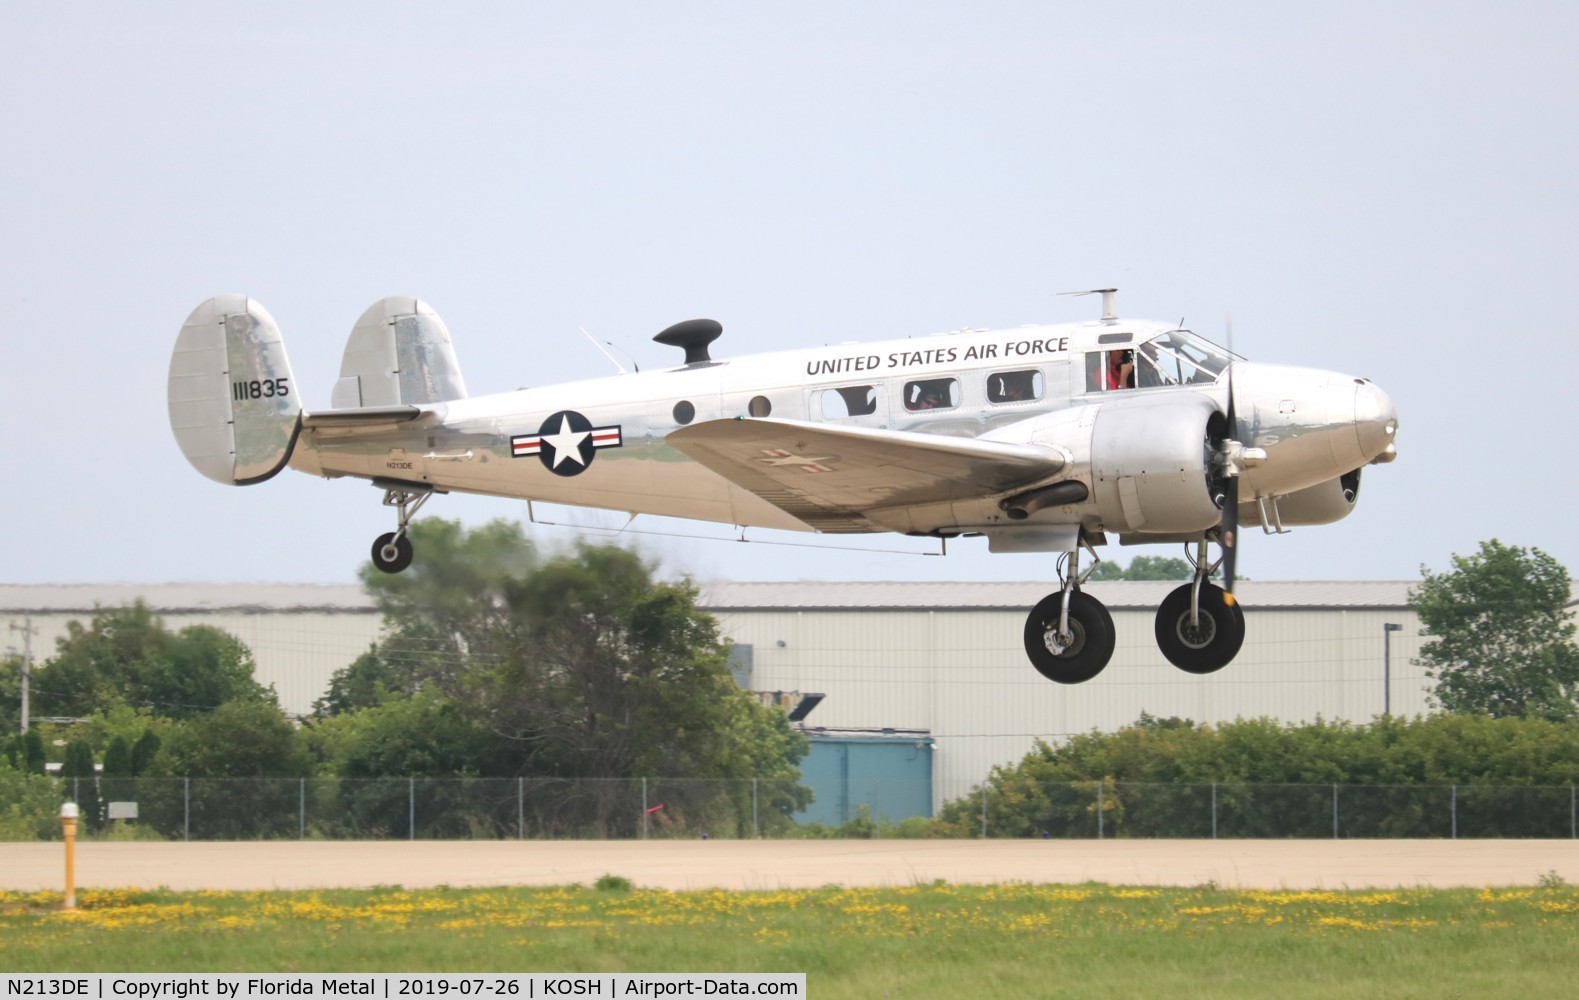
1242, 469, 1361, 528
990, 394, 1223, 535
1089, 394, 1223, 534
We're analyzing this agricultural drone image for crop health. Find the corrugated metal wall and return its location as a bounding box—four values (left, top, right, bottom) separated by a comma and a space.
5, 584, 1431, 813
13, 609, 381, 719
713, 605, 1426, 810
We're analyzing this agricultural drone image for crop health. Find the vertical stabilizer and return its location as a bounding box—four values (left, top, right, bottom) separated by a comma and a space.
168, 295, 301, 485
332, 296, 468, 408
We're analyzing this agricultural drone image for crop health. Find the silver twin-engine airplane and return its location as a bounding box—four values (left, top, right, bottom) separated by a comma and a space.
167, 289, 1398, 684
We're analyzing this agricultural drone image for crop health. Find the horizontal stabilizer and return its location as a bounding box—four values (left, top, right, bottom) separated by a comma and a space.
667, 418, 1065, 530
302, 405, 429, 430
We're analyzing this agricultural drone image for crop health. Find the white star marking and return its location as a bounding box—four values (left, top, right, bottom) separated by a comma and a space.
541, 414, 591, 468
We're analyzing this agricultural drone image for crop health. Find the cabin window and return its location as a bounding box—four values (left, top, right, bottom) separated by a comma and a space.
819, 384, 879, 418
1086, 350, 1135, 392
903, 378, 959, 411
987, 369, 1042, 403
748, 395, 772, 417
673, 400, 696, 424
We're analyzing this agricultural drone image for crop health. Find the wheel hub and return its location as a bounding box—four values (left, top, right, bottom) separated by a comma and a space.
1043, 621, 1085, 658
1174, 611, 1217, 649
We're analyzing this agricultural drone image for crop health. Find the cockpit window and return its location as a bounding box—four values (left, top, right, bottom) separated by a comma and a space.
1135, 331, 1236, 388
1086, 350, 1136, 392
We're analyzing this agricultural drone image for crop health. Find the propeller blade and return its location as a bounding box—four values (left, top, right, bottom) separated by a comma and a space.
1221, 331, 1239, 596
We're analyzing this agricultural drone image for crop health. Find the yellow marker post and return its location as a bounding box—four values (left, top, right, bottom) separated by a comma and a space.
60, 802, 78, 910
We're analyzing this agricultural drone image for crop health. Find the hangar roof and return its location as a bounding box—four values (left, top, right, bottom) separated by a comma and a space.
698, 580, 1419, 611
0, 580, 1420, 615
0, 583, 373, 614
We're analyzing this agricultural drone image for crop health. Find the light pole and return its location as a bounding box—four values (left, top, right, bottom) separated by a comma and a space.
1383, 623, 1402, 716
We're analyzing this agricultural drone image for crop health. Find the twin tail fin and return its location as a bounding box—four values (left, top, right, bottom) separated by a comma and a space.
168, 294, 468, 486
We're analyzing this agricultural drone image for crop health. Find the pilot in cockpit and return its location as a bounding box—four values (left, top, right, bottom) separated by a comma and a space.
1105, 349, 1135, 390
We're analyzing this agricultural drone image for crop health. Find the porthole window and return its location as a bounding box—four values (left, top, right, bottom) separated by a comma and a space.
673, 400, 695, 425
749, 395, 772, 417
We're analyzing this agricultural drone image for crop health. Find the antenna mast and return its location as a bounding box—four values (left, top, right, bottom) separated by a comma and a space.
1057, 287, 1119, 324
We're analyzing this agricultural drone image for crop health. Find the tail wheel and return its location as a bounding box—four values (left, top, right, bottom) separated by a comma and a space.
371, 532, 414, 574
1024, 591, 1115, 684
1155, 582, 1245, 674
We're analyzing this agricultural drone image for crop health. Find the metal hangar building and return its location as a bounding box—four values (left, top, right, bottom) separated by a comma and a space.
2, 580, 1425, 812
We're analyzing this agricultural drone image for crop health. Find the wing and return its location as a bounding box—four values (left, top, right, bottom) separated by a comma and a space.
666, 417, 1065, 531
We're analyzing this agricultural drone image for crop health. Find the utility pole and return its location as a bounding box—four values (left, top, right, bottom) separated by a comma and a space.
8, 617, 36, 733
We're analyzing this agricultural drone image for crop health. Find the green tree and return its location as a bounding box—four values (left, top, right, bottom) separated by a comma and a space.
314, 646, 401, 716
142, 699, 310, 840
1411, 539, 1579, 720
20, 729, 46, 775
355, 519, 541, 701
132, 729, 162, 775
934, 714, 1579, 839
60, 739, 103, 831
0, 760, 64, 840
0, 652, 22, 733
309, 692, 495, 778
102, 735, 134, 777
339, 519, 810, 837
1089, 555, 1193, 581
33, 603, 272, 720
306, 691, 503, 838
149, 699, 310, 779
475, 540, 809, 835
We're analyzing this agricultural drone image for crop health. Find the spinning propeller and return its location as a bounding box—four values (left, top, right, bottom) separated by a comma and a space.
1220, 363, 1240, 595
1213, 316, 1263, 596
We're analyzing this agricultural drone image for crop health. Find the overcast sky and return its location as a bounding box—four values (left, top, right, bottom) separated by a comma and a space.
3, 2, 1576, 589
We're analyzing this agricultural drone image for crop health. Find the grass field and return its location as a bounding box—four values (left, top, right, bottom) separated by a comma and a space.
4, 880, 1576, 998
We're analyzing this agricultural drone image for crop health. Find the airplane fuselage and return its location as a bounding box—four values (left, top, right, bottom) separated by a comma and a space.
287, 317, 1396, 549
168, 292, 1398, 682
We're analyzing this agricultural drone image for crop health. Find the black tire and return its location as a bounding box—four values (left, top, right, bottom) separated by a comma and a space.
1023, 590, 1116, 684
1155, 582, 1246, 674
371, 532, 414, 574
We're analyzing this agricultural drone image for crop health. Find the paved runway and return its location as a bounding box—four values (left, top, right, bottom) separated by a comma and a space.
4, 839, 1578, 892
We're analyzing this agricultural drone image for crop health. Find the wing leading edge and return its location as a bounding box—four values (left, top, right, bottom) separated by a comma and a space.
666, 417, 1067, 532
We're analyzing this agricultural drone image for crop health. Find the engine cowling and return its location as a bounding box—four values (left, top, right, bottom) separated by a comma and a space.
990, 394, 1224, 535
1088, 394, 1223, 534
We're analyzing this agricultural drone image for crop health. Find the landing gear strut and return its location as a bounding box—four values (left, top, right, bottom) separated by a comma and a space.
370, 485, 433, 574
1023, 540, 1115, 684
1154, 537, 1246, 673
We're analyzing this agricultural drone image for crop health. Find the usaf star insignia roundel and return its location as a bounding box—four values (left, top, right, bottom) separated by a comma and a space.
510, 410, 623, 477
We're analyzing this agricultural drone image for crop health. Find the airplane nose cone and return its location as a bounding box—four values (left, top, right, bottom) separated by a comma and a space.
1354, 380, 1398, 460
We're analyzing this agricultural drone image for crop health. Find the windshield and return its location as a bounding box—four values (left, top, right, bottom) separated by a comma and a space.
1135, 330, 1238, 388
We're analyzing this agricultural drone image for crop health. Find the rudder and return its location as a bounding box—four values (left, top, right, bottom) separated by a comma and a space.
168, 295, 301, 485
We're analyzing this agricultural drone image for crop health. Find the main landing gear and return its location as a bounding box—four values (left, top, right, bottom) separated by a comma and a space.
1023, 540, 1116, 684
1022, 535, 1247, 683
370, 485, 434, 574
1154, 537, 1245, 674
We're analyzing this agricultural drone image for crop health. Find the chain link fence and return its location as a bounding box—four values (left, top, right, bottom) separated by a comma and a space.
15, 777, 1579, 841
